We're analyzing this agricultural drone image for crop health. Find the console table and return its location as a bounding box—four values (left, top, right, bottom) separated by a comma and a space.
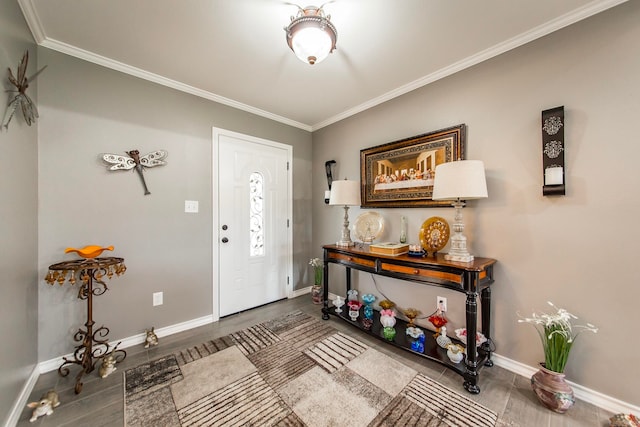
322, 244, 497, 394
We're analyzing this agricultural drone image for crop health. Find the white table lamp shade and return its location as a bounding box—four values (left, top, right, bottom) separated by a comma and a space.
329, 179, 360, 247
432, 160, 488, 200
431, 160, 487, 262
329, 180, 361, 206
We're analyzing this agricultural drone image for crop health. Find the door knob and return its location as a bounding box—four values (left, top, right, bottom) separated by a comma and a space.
222, 225, 228, 230
222, 237, 229, 243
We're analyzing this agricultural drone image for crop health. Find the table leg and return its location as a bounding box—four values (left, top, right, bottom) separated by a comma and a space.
345, 266, 351, 294
322, 256, 330, 320
481, 286, 494, 367
463, 287, 481, 394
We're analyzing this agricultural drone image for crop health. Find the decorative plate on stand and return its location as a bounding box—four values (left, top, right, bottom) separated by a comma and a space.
419, 216, 450, 256
352, 212, 384, 243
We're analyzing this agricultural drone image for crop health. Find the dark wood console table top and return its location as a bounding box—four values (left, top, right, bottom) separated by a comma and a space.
321, 244, 497, 394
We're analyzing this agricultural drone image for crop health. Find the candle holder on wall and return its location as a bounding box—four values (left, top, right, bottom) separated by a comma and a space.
324, 160, 336, 203
542, 106, 565, 196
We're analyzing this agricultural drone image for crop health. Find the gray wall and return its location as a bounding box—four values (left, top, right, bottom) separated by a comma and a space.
0, 1, 39, 422
312, 1, 639, 407
36, 49, 312, 361
3, 0, 638, 417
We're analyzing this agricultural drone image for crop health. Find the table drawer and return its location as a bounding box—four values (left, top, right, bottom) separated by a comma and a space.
328, 252, 375, 268
380, 262, 464, 284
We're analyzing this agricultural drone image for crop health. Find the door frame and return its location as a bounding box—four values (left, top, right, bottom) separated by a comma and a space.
212, 127, 293, 322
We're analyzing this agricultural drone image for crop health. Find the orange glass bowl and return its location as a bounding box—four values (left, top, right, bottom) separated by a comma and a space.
65, 245, 114, 259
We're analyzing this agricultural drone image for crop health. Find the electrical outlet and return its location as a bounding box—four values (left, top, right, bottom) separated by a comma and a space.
437, 296, 447, 312
153, 292, 163, 306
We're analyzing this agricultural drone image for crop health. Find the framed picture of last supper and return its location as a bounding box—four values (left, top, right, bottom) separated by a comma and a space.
360, 124, 466, 208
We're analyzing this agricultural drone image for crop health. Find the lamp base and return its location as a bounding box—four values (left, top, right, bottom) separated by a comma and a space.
444, 199, 475, 263
336, 206, 355, 247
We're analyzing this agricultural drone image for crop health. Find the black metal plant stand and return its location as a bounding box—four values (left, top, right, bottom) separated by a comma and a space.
45, 257, 127, 394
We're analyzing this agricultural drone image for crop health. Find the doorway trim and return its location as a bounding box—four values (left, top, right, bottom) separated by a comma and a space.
212, 127, 293, 322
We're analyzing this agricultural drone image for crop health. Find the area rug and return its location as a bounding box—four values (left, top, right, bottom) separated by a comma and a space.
124, 310, 498, 427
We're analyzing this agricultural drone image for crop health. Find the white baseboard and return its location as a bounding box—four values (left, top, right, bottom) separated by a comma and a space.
9, 308, 637, 426
492, 353, 640, 416
290, 286, 312, 298
4, 365, 39, 427
289, 287, 338, 302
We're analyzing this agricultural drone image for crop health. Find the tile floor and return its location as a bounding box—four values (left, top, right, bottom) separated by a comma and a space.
17, 296, 613, 426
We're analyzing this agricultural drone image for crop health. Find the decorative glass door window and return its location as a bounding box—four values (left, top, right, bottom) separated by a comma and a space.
249, 172, 264, 256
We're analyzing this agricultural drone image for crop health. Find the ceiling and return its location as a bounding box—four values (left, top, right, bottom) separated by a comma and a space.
19, 0, 626, 131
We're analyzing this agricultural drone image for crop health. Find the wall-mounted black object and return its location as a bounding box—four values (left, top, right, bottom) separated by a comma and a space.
325, 160, 336, 203
542, 106, 565, 196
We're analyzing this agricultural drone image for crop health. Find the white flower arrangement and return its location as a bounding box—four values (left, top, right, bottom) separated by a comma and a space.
308, 257, 323, 286
308, 257, 323, 268
518, 301, 598, 373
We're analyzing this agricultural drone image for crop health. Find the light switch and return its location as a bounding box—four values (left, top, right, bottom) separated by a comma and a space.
184, 200, 199, 213
153, 292, 163, 306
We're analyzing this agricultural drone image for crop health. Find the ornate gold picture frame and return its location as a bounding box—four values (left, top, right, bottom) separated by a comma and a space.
360, 124, 466, 208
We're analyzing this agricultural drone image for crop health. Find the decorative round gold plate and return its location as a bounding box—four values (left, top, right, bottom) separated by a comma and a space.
419, 216, 450, 256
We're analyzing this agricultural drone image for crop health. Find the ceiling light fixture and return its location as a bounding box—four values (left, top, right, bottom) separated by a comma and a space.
284, 5, 337, 65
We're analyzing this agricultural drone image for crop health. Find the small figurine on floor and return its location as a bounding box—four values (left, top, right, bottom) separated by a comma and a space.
99, 353, 117, 378
610, 413, 640, 427
144, 327, 158, 348
26, 390, 59, 423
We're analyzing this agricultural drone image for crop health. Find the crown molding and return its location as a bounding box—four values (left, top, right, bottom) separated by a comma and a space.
310, 0, 629, 131
39, 38, 312, 132
18, 0, 627, 133
17, 0, 312, 132
17, 0, 45, 43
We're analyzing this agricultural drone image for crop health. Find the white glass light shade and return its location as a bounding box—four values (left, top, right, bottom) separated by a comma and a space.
432, 160, 488, 200
291, 27, 333, 65
329, 180, 360, 206
285, 6, 337, 65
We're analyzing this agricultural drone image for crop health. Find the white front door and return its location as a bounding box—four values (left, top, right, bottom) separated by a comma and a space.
213, 128, 291, 318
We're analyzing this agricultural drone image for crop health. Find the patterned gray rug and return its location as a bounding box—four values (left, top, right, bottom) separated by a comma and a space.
124, 310, 498, 427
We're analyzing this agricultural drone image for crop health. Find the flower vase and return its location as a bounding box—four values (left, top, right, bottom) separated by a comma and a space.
382, 326, 396, 341
531, 364, 575, 413
361, 294, 376, 320
311, 264, 324, 304
333, 296, 345, 313
403, 308, 420, 328
379, 309, 396, 328
361, 318, 373, 331
347, 300, 362, 322
363, 305, 373, 320
446, 344, 465, 364
311, 285, 323, 305
436, 326, 452, 349
406, 327, 425, 353
410, 335, 425, 353
428, 310, 448, 336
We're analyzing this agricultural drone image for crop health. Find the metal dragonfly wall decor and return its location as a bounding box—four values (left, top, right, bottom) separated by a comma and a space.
2, 50, 47, 130
101, 150, 167, 195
